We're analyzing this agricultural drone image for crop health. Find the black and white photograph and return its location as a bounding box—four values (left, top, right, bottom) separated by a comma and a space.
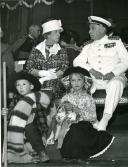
1, 0, 128, 166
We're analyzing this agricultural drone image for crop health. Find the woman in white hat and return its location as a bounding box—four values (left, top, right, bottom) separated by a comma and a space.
25, 18, 69, 104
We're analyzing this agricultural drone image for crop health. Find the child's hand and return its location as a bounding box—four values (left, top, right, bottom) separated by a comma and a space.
73, 106, 80, 114
46, 131, 55, 145
64, 101, 72, 111
56, 112, 66, 123
47, 115, 52, 127
42, 136, 47, 147
2, 108, 8, 116
67, 112, 76, 121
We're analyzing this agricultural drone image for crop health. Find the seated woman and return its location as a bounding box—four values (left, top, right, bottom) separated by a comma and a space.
55, 66, 115, 161
25, 19, 69, 132
25, 18, 69, 105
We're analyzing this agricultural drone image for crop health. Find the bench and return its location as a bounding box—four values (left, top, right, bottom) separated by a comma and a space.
93, 87, 128, 107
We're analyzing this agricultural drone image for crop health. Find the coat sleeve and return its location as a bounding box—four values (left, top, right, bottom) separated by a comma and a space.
112, 39, 128, 76
25, 48, 41, 76
9, 95, 35, 127
73, 46, 92, 71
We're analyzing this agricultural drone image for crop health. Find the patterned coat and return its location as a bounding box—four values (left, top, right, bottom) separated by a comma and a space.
25, 40, 69, 99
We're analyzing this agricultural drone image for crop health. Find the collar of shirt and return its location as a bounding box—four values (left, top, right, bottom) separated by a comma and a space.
36, 40, 61, 58
93, 35, 108, 45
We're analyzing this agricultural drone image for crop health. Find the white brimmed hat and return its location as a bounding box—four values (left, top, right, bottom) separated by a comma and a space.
88, 16, 112, 28
42, 19, 63, 34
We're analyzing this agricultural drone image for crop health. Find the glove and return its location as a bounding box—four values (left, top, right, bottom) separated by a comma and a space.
39, 75, 56, 84
38, 69, 57, 78
38, 69, 56, 77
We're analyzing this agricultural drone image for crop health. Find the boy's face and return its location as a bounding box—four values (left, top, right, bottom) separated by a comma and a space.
70, 73, 85, 92
16, 79, 34, 96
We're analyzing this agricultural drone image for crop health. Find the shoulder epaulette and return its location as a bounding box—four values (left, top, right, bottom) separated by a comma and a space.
108, 36, 120, 40
83, 40, 93, 46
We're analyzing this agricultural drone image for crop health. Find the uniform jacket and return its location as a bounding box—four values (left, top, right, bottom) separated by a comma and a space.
74, 35, 128, 77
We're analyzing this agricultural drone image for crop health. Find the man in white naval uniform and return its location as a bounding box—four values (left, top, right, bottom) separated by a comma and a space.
74, 16, 128, 131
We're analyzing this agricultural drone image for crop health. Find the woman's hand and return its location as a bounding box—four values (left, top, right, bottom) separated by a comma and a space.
38, 69, 57, 78
56, 70, 63, 78
38, 69, 57, 83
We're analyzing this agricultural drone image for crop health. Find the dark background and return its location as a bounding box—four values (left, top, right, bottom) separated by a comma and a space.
1, 0, 128, 45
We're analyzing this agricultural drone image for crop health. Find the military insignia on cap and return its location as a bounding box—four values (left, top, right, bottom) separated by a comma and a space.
104, 42, 116, 48
108, 36, 120, 40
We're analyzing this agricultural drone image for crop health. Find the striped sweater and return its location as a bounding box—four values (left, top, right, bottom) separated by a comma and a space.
7, 92, 48, 163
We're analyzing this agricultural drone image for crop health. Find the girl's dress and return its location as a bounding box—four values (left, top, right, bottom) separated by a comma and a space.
56, 91, 114, 160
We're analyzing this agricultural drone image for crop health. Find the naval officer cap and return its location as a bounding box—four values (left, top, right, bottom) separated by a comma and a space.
88, 16, 112, 28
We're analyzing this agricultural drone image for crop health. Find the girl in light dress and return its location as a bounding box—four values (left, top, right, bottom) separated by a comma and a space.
47, 66, 114, 161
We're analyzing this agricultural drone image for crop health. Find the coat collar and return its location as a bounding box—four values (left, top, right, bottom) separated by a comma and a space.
36, 40, 61, 58
93, 35, 108, 44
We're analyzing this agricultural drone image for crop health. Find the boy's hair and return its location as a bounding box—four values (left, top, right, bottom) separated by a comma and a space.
14, 71, 41, 92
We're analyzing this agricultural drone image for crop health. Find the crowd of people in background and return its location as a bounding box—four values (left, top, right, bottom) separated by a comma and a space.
1, 15, 128, 164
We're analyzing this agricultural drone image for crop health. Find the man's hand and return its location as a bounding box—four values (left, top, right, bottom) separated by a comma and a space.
103, 72, 115, 80
89, 68, 103, 79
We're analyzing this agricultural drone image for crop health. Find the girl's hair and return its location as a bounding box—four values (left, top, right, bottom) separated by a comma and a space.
69, 73, 85, 81
69, 73, 85, 87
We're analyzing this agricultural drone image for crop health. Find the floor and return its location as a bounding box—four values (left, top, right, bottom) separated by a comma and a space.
2, 159, 128, 167
2, 106, 128, 167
